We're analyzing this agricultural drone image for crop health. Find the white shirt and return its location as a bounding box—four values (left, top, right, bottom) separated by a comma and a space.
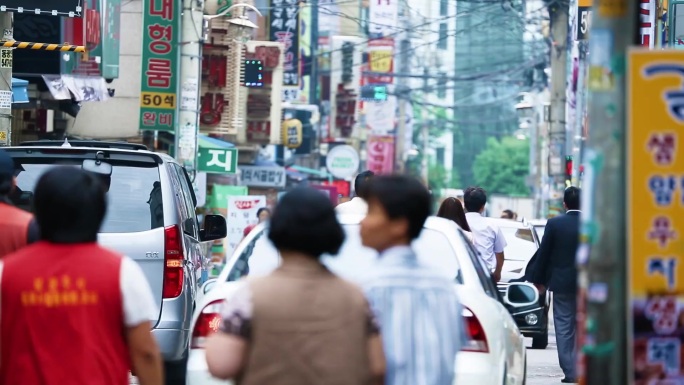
465, 212, 507, 270
335, 197, 368, 215
0, 256, 158, 327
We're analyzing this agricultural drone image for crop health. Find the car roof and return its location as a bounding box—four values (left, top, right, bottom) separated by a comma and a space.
528, 219, 547, 226
336, 214, 456, 231
485, 217, 528, 229
6, 141, 174, 164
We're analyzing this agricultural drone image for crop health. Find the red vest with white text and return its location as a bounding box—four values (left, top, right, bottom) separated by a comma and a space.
0, 242, 130, 385
0, 202, 32, 258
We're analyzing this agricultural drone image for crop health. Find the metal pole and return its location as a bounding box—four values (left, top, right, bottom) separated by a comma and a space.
309, 0, 321, 169
529, 98, 540, 218
421, 119, 429, 186
176, 0, 204, 171
395, 0, 409, 174
547, 4, 569, 216
0, 12, 12, 146
579, 0, 638, 383
573, 42, 587, 185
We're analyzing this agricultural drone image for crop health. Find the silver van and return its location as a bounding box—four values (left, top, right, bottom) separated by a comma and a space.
5, 140, 227, 384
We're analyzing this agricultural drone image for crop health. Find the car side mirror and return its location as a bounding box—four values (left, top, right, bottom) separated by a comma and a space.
201, 278, 217, 294
200, 214, 227, 242
504, 282, 539, 307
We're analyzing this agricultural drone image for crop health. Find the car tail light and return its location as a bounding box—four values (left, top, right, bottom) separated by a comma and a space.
191, 299, 225, 349
163, 225, 184, 299
461, 307, 489, 353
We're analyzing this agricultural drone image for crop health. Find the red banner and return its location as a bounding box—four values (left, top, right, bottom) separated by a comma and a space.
366, 135, 395, 174
366, 38, 394, 85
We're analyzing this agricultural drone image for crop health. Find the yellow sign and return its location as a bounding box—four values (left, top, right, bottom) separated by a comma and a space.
21, 276, 99, 307
140, 91, 176, 109
598, 0, 627, 17
369, 50, 392, 73
281, 118, 303, 149
579, 0, 592, 7
628, 48, 684, 382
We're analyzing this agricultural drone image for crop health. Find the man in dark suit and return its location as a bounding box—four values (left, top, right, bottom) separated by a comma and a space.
531, 186, 581, 383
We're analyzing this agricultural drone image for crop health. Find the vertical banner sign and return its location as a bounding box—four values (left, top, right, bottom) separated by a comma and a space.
270, 0, 300, 87
628, 49, 684, 383
139, 0, 179, 132
639, 0, 656, 48
576, 0, 592, 40
367, 38, 394, 84
366, 135, 395, 174
368, 0, 398, 37
225, 196, 266, 261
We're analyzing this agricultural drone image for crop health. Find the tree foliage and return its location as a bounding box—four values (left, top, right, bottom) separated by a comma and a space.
472, 136, 530, 196
429, 163, 461, 191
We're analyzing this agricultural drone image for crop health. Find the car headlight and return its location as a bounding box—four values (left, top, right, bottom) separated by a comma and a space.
525, 313, 539, 325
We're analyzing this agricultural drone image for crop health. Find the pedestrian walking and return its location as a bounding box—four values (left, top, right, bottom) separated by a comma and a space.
463, 186, 507, 282
0, 167, 162, 385
437, 196, 474, 242
205, 187, 385, 385
0, 149, 40, 257
360, 175, 466, 385
336, 170, 374, 215
530, 186, 581, 383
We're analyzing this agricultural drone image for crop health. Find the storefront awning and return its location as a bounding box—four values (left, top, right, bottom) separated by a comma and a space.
12, 78, 29, 104
198, 134, 235, 150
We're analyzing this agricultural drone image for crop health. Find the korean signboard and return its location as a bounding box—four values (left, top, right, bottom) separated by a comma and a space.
269, 0, 299, 86
225, 195, 266, 263
197, 148, 238, 174
368, 0, 398, 37
0, 0, 82, 16
639, 0, 656, 48
576, 0, 592, 40
240, 166, 286, 188
627, 49, 684, 383
366, 38, 394, 84
366, 135, 394, 174
63, 0, 122, 79
139, 0, 179, 132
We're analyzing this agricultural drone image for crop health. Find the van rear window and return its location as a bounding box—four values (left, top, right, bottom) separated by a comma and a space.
12, 162, 164, 233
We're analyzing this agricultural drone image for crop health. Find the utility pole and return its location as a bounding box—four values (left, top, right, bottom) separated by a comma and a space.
176, 0, 204, 172
547, 3, 568, 216
309, 0, 321, 169
395, 0, 410, 174
0, 12, 12, 146
579, 1, 637, 384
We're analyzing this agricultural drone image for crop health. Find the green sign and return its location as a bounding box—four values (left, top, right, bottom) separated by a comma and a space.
198, 148, 239, 174
62, 0, 121, 79
139, 0, 180, 131
216, 0, 233, 15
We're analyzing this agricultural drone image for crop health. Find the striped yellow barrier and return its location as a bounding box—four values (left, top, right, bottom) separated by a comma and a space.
0, 41, 85, 52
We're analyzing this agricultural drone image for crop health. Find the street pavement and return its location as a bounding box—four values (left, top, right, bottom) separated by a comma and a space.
525, 307, 569, 385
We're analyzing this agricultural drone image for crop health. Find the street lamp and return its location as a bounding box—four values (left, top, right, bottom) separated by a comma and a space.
203, 3, 262, 43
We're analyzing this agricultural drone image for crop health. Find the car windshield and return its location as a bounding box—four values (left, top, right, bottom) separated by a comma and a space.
499, 226, 538, 261
12, 162, 163, 233
227, 224, 463, 285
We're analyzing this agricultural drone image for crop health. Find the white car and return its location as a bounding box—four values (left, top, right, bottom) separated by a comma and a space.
187, 215, 529, 385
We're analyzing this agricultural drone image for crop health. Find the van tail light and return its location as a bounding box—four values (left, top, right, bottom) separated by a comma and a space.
461, 307, 489, 353
163, 225, 184, 299
191, 299, 225, 349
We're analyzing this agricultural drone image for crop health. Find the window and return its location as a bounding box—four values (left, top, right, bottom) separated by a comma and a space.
438, 23, 448, 50
437, 72, 447, 98
14, 161, 163, 233
227, 224, 463, 285
439, 0, 448, 16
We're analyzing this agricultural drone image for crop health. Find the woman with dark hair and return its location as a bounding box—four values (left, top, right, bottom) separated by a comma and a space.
437, 197, 473, 242
205, 187, 386, 385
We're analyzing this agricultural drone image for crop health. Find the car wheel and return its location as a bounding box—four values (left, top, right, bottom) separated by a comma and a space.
164, 354, 188, 385
531, 331, 548, 349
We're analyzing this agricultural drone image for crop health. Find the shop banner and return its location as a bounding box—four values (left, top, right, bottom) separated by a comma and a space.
270, 0, 299, 87
366, 38, 394, 84
366, 135, 394, 174
139, 0, 179, 131
368, 0, 398, 37
226, 196, 266, 259
639, 0, 656, 48
627, 49, 684, 383
576, 0, 592, 40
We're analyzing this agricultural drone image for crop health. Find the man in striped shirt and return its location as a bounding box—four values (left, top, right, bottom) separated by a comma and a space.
360, 175, 466, 385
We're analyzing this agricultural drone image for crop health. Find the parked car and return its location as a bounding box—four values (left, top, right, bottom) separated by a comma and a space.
485, 217, 550, 349
5, 140, 227, 384
188, 215, 530, 385
528, 219, 547, 241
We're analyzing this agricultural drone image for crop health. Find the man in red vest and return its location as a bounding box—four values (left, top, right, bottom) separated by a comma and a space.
0, 149, 39, 257
0, 166, 163, 385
